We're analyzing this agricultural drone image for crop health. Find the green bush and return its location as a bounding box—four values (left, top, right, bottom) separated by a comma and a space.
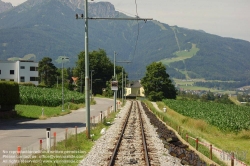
18, 82, 36, 86
0, 81, 20, 105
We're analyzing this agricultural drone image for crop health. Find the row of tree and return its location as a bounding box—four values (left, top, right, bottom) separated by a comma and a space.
37, 49, 177, 101
38, 49, 128, 97
178, 91, 234, 104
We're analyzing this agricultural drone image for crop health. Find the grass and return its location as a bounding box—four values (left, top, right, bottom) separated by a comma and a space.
174, 78, 237, 94
153, 101, 250, 165
160, 43, 199, 66
14, 98, 99, 119
15, 102, 84, 119
15, 109, 119, 166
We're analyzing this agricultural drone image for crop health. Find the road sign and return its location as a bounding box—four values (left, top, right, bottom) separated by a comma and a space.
111, 81, 118, 91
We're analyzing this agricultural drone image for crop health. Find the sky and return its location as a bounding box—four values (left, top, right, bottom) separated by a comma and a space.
2, 0, 250, 42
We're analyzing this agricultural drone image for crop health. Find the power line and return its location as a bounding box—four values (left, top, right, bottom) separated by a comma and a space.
130, 0, 140, 63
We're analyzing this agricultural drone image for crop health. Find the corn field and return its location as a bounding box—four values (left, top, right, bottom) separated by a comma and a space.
163, 99, 250, 132
19, 86, 85, 107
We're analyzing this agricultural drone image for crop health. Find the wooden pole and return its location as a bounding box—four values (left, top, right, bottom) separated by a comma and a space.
65, 128, 68, 147
195, 138, 199, 150
75, 126, 77, 141
210, 144, 213, 160
53, 132, 56, 151
231, 152, 234, 166
39, 140, 42, 151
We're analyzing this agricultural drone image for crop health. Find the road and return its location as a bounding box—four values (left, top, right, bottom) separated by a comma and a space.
0, 97, 114, 165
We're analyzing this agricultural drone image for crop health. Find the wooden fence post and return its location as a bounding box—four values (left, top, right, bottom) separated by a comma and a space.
65, 128, 68, 147
210, 144, 213, 160
75, 126, 77, 141
231, 152, 234, 166
40, 140, 42, 151
53, 132, 56, 151
196, 138, 199, 150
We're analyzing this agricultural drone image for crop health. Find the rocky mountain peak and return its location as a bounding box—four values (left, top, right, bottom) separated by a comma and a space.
0, 0, 13, 13
21, 0, 117, 17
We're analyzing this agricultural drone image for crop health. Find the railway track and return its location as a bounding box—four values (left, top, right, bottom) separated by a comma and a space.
108, 101, 152, 166
81, 100, 216, 166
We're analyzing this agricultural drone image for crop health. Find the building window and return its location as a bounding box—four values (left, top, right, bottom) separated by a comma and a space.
20, 66, 25, 69
10, 70, 14, 75
0, 70, 1, 74
30, 67, 38, 71
30, 77, 38, 81
20, 76, 25, 82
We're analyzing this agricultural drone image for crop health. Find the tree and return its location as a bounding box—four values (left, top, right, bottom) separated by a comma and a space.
141, 62, 177, 101
38, 57, 58, 87
73, 49, 115, 95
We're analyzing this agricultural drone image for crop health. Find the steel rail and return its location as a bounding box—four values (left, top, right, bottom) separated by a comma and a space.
107, 101, 133, 166
108, 101, 151, 166
137, 101, 151, 166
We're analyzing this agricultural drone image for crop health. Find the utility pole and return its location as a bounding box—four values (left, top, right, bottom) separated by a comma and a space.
76, 2, 152, 139
80, 72, 83, 93
84, 0, 90, 138
91, 70, 94, 99
125, 73, 127, 101
61, 57, 69, 112
114, 51, 117, 112
122, 68, 124, 104
116, 62, 131, 104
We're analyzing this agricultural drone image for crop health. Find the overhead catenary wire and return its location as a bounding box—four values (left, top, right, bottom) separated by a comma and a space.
130, 0, 140, 63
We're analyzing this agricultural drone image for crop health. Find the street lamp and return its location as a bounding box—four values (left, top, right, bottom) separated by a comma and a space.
91, 70, 95, 99
61, 57, 69, 112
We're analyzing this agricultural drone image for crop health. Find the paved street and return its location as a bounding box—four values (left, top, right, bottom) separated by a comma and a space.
0, 97, 114, 165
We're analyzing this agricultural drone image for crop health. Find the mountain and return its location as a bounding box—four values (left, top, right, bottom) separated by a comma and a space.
0, 0, 13, 13
0, 0, 250, 86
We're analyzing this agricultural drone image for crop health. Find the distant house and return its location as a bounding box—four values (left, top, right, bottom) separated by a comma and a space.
0, 60, 39, 85
125, 80, 145, 99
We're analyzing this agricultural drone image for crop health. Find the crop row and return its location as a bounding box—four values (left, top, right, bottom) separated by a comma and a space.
163, 99, 250, 132
19, 86, 85, 107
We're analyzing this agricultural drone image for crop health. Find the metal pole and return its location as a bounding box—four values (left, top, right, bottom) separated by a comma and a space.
81, 72, 83, 93
125, 73, 126, 101
114, 51, 116, 112
91, 70, 92, 97
62, 59, 64, 112
91, 70, 94, 98
85, 0, 90, 138
122, 67, 123, 104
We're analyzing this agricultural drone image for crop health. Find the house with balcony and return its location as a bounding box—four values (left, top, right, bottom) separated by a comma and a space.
125, 80, 145, 99
0, 60, 39, 85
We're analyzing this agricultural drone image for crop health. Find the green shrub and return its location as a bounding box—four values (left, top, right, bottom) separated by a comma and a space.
0, 81, 20, 105
18, 82, 36, 86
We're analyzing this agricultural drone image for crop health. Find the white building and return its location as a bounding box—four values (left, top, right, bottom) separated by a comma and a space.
0, 60, 39, 85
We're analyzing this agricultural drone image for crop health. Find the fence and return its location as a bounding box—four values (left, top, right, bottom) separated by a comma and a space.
185, 134, 247, 166
156, 113, 248, 166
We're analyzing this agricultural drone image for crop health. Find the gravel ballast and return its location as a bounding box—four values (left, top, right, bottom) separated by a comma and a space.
79, 101, 182, 166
